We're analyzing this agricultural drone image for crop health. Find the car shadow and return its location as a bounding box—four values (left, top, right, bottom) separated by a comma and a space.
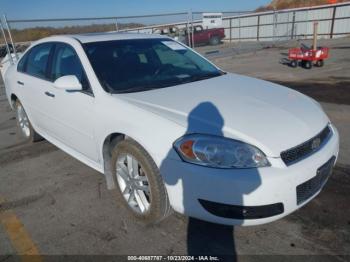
280, 57, 305, 68
160, 102, 262, 260
279, 57, 291, 65
187, 218, 236, 260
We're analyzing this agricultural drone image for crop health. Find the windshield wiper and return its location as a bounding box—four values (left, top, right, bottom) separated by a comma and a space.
112, 84, 172, 94
178, 72, 222, 84
111, 73, 224, 94
100, 79, 116, 93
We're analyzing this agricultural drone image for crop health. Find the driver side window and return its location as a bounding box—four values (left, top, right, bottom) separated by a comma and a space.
51, 44, 92, 94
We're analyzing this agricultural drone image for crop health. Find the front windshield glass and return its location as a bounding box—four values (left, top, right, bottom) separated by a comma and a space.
83, 38, 223, 93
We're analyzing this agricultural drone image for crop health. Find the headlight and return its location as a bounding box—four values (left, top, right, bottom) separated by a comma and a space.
174, 134, 270, 169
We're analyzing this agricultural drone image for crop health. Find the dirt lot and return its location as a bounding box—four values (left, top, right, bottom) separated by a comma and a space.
0, 37, 350, 261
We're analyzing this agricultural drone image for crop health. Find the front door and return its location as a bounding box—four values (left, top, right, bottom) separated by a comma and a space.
45, 43, 98, 162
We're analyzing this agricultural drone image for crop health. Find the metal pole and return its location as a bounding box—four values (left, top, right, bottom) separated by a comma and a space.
115, 18, 119, 32
229, 18, 232, 42
313, 21, 318, 51
3, 14, 18, 60
291, 11, 296, 40
190, 10, 194, 48
257, 15, 260, 41
238, 18, 241, 42
187, 11, 191, 47
273, 9, 277, 45
330, 6, 337, 39
0, 20, 13, 64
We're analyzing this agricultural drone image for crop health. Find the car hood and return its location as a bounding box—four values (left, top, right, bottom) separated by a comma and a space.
116, 73, 329, 157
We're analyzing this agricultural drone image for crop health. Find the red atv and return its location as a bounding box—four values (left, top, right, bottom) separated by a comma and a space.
288, 44, 329, 69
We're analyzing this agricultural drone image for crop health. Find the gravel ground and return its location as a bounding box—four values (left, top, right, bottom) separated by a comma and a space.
0, 37, 349, 261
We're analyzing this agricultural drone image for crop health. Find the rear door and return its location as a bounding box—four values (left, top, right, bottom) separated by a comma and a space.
46, 42, 98, 162
15, 42, 55, 132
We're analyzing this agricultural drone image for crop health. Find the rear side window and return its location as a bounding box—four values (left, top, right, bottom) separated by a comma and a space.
17, 53, 28, 73
25, 43, 53, 79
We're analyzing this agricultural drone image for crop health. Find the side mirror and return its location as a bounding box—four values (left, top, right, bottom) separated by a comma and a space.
53, 75, 82, 92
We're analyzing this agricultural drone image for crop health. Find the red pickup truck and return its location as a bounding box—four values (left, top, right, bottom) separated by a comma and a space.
183, 25, 225, 46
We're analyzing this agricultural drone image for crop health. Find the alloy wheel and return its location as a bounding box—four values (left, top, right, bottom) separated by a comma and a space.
16, 103, 30, 138
115, 153, 151, 213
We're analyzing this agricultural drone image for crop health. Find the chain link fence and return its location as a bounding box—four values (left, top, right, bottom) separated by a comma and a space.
1, 2, 350, 56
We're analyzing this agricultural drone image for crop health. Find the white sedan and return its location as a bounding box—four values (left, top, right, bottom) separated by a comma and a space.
1, 33, 339, 226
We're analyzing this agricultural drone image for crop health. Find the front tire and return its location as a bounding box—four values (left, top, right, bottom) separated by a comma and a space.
15, 100, 42, 142
290, 60, 298, 68
111, 139, 172, 224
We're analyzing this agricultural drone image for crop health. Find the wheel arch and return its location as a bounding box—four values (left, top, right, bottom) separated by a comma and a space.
102, 133, 125, 167
210, 34, 220, 39
101, 132, 125, 190
101, 132, 158, 190
10, 93, 18, 109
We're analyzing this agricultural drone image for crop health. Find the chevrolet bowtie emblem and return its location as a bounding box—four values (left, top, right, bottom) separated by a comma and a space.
311, 137, 321, 150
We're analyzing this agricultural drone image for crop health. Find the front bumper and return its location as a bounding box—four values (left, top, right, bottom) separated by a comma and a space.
161, 126, 339, 226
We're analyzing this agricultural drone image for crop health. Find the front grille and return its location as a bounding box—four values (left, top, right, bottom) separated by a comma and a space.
281, 125, 331, 166
296, 156, 335, 205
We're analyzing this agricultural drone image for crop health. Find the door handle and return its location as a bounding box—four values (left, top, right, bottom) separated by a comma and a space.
45, 91, 55, 98
17, 81, 24, 86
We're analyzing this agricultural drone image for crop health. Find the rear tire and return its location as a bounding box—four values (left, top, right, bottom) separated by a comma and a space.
15, 100, 42, 143
315, 60, 324, 67
111, 139, 172, 225
209, 36, 220, 46
303, 60, 312, 69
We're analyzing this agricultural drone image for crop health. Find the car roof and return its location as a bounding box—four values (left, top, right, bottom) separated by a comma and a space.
42, 32, 170, 44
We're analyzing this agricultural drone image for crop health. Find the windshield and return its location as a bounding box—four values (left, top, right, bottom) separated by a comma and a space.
83, 38, 223, 93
